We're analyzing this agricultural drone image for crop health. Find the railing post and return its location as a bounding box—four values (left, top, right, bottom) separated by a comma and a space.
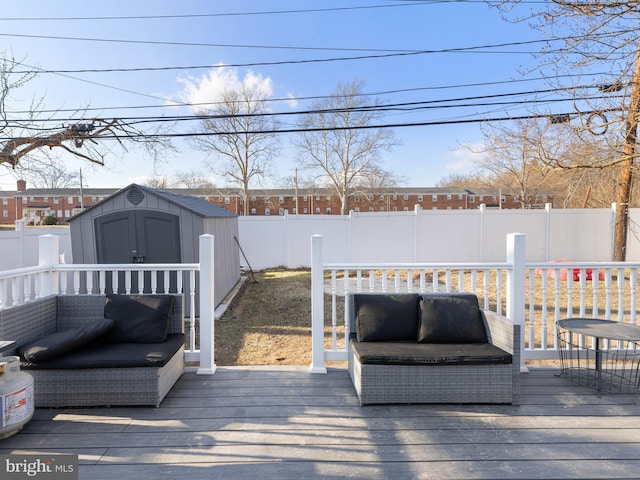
506, 232, 527, 372
310, 234, 327, 373
197, 234, 217, 375
39, 234, 59, 297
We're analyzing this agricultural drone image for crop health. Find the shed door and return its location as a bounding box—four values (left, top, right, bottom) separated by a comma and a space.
95, 210, 181, 292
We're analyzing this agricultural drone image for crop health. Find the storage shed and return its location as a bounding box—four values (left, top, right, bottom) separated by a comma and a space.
68, 183, 240, 310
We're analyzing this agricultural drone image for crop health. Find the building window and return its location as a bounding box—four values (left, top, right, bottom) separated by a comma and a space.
380, 194, 385, 201
315, 207, 320, 214
458, 194, 463, 200
2, 198, 7, 205
251, 196, 257, 202
367, 194, 374, 201
369, 207, 374, 212
446, 194, 451, 200
22, 197, 27, 204
2, 210, 7, 217
303, 195, 307, 201
303, 207, 308, 213
265, 208, 271, 216
418, 195, 423, 202
326, 195, 331, 201
43, 197, 48, 202
433, 195, 438, 202
67, 196, 73, 204
225, 196, 230, 204
403, 194, 409, 201
403, 207, 409, 212
292, 208, 297, 214
279, 196, 284, 204
251, 208, 256, 215
316, 195, 320, 201
501, 195, 506, 203
392, 207, 398, 212
326, 207, 331, 214
432, 206, 438, 210
265, 197, 270, 204
392, 194, 397, 200
354, 207, 360, 212
64, 210, 70, 218
380, 207, 385, 211
279, 208, 285, 215
91, 197, 97, 202
53, 197, 59, 204
354, 195, 360, 202
470, 195, 475, 203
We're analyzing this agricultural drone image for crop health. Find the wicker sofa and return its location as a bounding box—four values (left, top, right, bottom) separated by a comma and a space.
346, 292, 520, 405
0, 293, 184, 408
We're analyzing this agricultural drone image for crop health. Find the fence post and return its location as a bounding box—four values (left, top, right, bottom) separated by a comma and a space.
197, 234, 217, 375
310, 234, 327, 373
39, 234, 59, 297
506, 232, 527, 372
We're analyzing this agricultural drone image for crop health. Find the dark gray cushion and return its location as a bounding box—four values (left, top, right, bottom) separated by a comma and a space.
18, 318, 114, 362
350, 337, 511, 365
22, 334, 185, 370
101, 294, 174, 344
354, 294, 419, 342
418, 293, 488, 343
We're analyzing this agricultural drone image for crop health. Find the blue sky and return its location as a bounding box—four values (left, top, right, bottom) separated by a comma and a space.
0, 1, 554, 191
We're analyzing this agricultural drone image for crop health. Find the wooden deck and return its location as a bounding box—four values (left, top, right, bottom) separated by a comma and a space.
2, 366, 640, 479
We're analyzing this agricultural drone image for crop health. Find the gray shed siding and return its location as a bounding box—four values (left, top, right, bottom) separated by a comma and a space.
69, 184, 240, 309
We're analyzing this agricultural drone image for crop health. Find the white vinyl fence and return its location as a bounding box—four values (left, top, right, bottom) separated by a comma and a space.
4, 204, 640, 271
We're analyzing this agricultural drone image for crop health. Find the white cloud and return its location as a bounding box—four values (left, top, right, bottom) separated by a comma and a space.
177, 66, 273, 111
285, 93, 298, 109
445, 145, 483, 172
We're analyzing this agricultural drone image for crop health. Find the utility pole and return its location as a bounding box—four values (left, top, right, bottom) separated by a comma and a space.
613, 39, 640, 261
293, 168, 299, 215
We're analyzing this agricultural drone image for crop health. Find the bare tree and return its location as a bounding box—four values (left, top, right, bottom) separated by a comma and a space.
0, 53, 174, 179
17, 155, 79, 189
174, 170, 215, 189
489, 1, 640, 258
466, 118, 562, 208
190, 82, 278, 216
294, 80, 397, 215
143, 176, 172, 189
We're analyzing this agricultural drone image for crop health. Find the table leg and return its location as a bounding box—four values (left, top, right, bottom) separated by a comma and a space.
595, 337, 602, 391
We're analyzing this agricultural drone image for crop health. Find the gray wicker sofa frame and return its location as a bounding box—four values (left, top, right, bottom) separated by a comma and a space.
0, 294, 184, 408
346, 293, 521, 406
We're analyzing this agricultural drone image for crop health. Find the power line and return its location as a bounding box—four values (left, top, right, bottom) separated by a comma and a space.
0, 2, 437, 22
1, 107, 617, 142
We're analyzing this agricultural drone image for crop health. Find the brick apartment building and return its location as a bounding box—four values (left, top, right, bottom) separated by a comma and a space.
0, 180, 553, 225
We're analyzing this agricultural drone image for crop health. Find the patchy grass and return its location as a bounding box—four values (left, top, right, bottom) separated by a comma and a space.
215, 269, 312, 365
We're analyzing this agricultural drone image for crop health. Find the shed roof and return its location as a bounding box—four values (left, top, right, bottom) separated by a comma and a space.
69, 183, 237, 221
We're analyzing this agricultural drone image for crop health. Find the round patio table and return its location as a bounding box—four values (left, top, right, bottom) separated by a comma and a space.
557, 318, 640, 392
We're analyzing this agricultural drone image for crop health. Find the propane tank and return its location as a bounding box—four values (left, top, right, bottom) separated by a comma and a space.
0, 356, 34, 440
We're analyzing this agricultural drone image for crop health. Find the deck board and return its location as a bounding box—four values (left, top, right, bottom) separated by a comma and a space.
2, 366, 640, 479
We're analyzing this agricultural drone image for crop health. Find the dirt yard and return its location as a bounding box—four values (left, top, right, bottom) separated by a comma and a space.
215, 269, 313, 365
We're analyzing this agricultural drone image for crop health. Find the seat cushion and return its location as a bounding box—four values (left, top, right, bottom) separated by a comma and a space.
18, 318, 115, 363
354, 294, 419, 342
100, 294, 174, 343
22, 334, 185, 370
350, 337, 512, 365
418, 293, 488, 343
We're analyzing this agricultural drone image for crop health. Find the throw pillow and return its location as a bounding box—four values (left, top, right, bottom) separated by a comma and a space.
354, 294, 419, 342
100, 294, 174, 343
19, 318, 114, 363
418, 293, 488, 343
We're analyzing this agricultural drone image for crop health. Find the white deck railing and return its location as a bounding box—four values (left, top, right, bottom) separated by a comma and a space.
310, 233, 640, 372
0, 234, 217, 375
